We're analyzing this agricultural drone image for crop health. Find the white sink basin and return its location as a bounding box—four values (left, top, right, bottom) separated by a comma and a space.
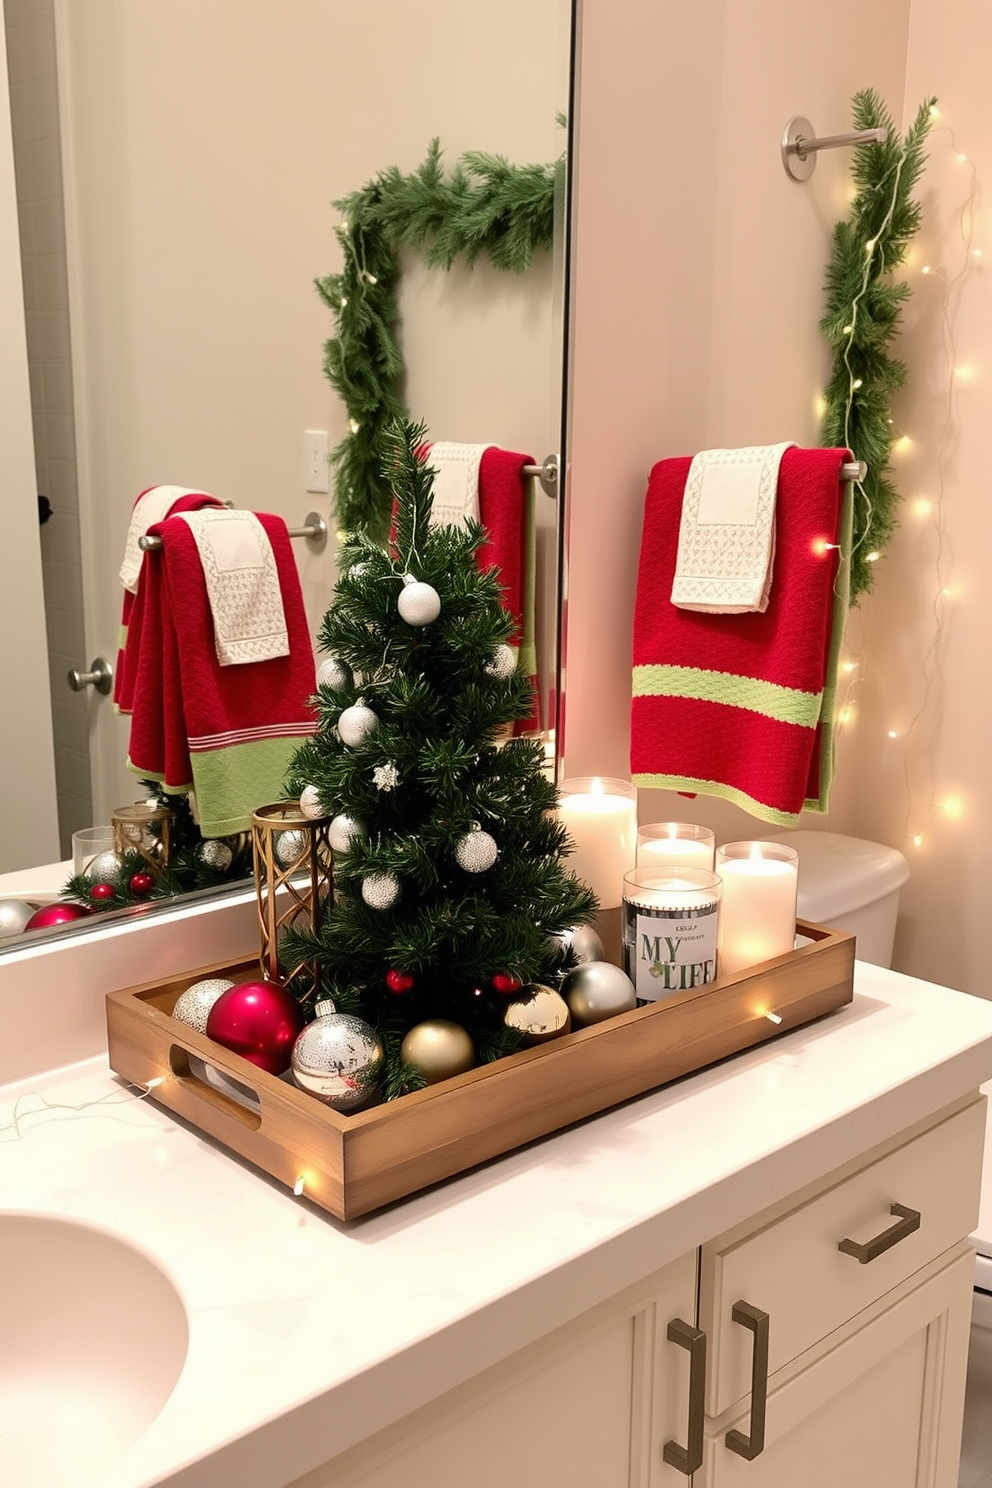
0, 1214, 188, 1487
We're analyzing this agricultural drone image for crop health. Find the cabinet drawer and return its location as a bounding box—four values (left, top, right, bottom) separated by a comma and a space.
701, 1097, 985, 1417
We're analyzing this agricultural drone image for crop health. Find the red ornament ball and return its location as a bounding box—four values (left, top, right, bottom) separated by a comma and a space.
206, 979, 305, 1075
24, 901, 93, 930
491, 972, 522, 995
129, 872, 155, 895
385, 969, 415, 994
89, 882, 116, 902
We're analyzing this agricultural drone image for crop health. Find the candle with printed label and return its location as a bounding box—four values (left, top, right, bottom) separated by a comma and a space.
558, 776, 637, 909
636, 821, 715, 872
715, 841, 799, 975
622, 868, 722, 1004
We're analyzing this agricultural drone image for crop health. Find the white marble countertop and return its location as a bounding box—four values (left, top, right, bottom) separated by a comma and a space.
3, 962, 992, 1488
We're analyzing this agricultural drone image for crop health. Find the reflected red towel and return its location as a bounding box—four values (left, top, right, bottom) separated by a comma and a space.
475, 447, 540, 734
630, 447, 851, 825
127, 512, 316, 835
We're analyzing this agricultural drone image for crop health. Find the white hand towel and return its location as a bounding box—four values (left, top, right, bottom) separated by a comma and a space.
426, 442, 494, 530
119, 485, 202, 593
670, 442, 795, 613
177, 509, 289, 666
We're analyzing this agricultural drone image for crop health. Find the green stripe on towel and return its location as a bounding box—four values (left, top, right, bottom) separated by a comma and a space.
632, 664, 822, 728
629, 772, 803, 828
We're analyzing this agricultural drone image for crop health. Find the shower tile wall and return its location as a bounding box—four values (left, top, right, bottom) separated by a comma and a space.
4, 0, 90, 857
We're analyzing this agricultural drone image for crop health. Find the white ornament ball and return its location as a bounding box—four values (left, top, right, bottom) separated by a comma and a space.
338, 702, 378, 748
316, 655, 351, 691
299, 785, 325, 820
454, 826, 499, 874
397, 577, 441, 626
361, 871, 400, 910
0, 898, 36, 936
275, 829, 306, 867
84, 850, 120, 882
328, 813, 365, 854
200, 840, 233, 871
562, 961, 637, 1027
173, 977, 236, 1034
485, 644, 517, 680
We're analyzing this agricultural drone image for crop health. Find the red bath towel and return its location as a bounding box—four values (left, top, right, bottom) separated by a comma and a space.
127, 512, 316, 835
630, 447, 852, 825
475, 447, 540, 734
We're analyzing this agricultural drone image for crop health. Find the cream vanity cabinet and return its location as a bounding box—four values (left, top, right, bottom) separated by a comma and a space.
292, 1096, 984, 1488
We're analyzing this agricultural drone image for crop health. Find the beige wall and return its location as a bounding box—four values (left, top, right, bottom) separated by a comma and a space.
49, 0, 568, 820
0, 4, 59, 872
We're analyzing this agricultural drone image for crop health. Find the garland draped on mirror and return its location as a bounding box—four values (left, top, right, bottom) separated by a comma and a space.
318, 138, 562, 542
819, 89, 935, 601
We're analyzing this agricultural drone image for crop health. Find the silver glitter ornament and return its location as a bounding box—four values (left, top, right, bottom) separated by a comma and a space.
562, 961, 637, 1027
328, 813, 365, 854
485, 644, 517, 680
372, 761, 400, 792
200, 840, 233, 871
275, 829, 306, 867
316, 655, 351, 691
555, 924, 606, 964
361, 871, 400, 910
299, 785, 325, 820
338, 701, 378, 748
291, 1000, 383, 1112
397, 574, 441, 626
172, 977, 236, 1034
84, 850, 121, 882
454, 824, 499, 873
0, 898, 35, 936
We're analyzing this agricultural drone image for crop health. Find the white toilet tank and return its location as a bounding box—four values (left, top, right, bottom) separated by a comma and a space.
767, 831, 910, 968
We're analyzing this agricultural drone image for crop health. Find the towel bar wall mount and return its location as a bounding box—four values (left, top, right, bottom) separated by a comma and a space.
782, 116, 888, 181
139, 511, 328, 554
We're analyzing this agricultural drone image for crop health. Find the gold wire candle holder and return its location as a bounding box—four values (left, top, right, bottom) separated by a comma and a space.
111, 802, 173, 872
251, 801, 333, 995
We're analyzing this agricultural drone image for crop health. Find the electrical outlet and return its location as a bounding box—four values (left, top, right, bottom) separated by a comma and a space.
304, 429, 330, 494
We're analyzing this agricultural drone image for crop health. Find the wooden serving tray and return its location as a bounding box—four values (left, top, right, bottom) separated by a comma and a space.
105, 921, 854, 1220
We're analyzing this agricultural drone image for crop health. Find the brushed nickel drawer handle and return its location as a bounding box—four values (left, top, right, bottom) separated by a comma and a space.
725, 1301, 769, 1460
838, 1203, 921, 1264
663, 1318, 706, 1476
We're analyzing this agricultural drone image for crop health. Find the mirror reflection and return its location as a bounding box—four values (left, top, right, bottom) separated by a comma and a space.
0, 0, 571, 949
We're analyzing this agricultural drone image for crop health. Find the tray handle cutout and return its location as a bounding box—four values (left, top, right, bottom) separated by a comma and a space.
169, 1045, 263, 1130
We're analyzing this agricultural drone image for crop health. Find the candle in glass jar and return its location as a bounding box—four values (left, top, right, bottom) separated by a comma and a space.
715, 841, 799, 976
636, 822, 715, 872
622, 869, 722, 1003
558, 776, 637, 909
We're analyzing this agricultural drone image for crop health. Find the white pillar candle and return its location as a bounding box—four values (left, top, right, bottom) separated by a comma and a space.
558, 776, 637, 909
636, 822, 715, 872
715, 841, 799, 976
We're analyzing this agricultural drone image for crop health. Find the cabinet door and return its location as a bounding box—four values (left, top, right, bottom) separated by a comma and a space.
697, 1247, 973, 1488
299, 1251, 697, 1488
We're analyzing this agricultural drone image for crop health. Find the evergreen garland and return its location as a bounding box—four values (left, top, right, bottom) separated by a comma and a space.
820, 89, 935, 601
317, 139, 562, 542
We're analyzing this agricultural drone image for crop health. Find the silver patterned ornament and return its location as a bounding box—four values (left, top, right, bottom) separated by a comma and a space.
361, 871, 400, 910
554, 924, 606, 964
275, 829, 306, 867
199, 839, 233, 871
397, 574, 441, 626
338, 701, 378, 747
172, 977, 236, 1034
316, 655, 351, 691
84, 850, 121, 882
372, 761, 399, 792
562, 961, 637, 1027
485, 644, 517, 680
454, 824, 498, 873
0, 898, 36, 936
299, 785, 325, 820
328, 813, 365, 854
291, 1000, 382, 1111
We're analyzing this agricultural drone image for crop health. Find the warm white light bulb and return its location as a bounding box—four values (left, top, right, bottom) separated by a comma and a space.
914, 499, 933, 518
866, 551, 880, 563
913, 834, 923, 847
349, 418, 361, 434
842, 660, 857, 674
942, 796, 964, 819
929, 104, 940, 119
887, 730, 899, 739
293, 1175, 306, 1196
843, 324, 854, 335
958, 153, 968, 163
921, 264, 932, 275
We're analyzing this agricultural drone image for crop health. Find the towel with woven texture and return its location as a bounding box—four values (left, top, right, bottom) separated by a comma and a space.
630, 447, 852, 825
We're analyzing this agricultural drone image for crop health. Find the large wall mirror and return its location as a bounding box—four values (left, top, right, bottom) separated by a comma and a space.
0, 0, 573, 950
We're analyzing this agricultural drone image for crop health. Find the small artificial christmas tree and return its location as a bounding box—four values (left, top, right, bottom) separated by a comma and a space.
285, 418, 597, 1098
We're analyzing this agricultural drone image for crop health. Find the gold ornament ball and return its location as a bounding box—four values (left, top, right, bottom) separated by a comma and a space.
400, 1020, 476, 1085
504, 985, 571, 1045
562, 961, 637, 1027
